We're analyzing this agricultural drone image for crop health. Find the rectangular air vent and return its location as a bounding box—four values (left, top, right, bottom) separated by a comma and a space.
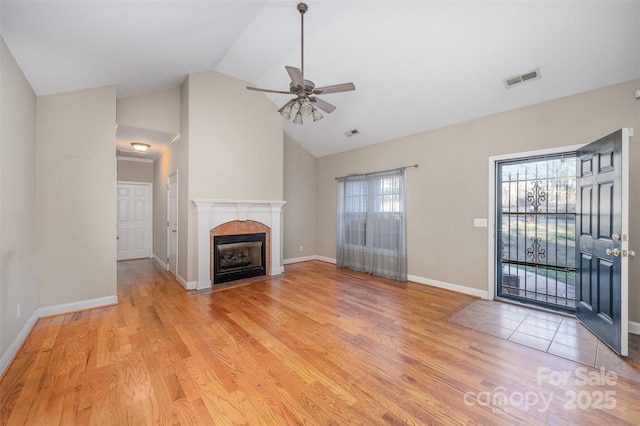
345, 129, 359, 137
504, 68, 541, 88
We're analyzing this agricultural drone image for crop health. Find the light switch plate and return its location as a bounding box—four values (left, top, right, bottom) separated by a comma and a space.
474, 218, 488, 227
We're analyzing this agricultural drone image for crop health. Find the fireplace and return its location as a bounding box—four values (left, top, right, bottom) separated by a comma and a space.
193, 199, 285, 290
213, 233, 266, 284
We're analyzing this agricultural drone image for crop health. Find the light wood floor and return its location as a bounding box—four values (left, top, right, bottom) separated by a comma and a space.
1, 260, 639, 425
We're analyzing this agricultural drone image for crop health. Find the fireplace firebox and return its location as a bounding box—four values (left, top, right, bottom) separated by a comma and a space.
213, 233, 266, 284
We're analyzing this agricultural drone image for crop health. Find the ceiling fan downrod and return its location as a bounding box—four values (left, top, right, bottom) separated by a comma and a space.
298, 3, 307, 80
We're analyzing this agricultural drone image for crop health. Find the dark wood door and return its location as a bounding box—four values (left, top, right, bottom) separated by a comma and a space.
575, 129, 629, 356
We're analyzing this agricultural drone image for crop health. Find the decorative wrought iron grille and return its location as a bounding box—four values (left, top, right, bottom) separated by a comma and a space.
497, 154, 577, 311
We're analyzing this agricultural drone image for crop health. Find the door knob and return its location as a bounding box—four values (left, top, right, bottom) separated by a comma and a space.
629, 250, 636, 257
612, 233, 621, 241
606, 248, 621, 256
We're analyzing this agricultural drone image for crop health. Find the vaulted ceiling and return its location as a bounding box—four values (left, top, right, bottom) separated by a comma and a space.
2, 1, 639, 157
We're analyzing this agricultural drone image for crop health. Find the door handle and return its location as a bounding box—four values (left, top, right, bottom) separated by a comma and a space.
612, 233, 621, 240
628, 250, 635, 257
606, 248, 620, 257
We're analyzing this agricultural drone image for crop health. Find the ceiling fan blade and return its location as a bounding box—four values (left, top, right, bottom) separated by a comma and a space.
313, 82, 355, 95
247, 86, 291, 95
309, 96, 336, 114
285, 66, 304, 89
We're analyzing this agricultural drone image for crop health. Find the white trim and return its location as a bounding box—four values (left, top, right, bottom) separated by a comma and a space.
408, 274, 489, 299
173, 273, 196, 290
629, 321, 640, 335
117, 180, 152, 185
315, 255, 337, 264
117, 156, 154, 163
37, 295, 117, 318
153, 254, 167, 269
167, 171, 178, 275
0, 311, 39, 377
284, 255, 336, 264
283, 255, 319, 264
620, 128, 631, 354
487, 143, 586, 301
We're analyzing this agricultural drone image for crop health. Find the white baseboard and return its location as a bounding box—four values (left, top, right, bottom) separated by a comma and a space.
408, 274, 489, 299
0, 294, 117, 378
152, 254, 167, 269
629, 321, 640, 335
283, 255, 318, 264
37, 295, 118, 318
174, 273, 196, 290
284, 255, 336, 264
315, 256, 336, 264
0, 311, 39, 378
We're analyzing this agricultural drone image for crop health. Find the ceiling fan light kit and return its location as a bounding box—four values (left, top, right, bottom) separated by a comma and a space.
247, 3, 355, 124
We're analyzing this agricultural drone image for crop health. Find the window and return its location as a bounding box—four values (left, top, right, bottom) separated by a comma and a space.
337, 169, 407, 280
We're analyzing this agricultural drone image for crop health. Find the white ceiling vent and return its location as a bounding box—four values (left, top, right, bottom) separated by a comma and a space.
504, 68, 541, 88
345, 129, 360, 137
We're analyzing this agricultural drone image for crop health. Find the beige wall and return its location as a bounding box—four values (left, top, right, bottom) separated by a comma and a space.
152, 148, 170, 265
36, 86, 117, 307
0, 37, 38, 366
116, 87, 181, 134
185, 71, 284, 282
283, 134, 317, 260
117, 159, 154, 182
315, 79, 640, 322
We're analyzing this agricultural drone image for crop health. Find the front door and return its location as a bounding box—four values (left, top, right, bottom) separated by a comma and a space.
117, 183, 152, 261
575, 129, 631, 356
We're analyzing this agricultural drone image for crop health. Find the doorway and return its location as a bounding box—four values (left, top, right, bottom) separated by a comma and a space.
489, 129, 631, 355
496, 153, 577, 311
117, 182, 152, 260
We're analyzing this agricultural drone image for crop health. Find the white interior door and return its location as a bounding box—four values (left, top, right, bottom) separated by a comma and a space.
117, 183, 152, 261
167, 172, 178, 276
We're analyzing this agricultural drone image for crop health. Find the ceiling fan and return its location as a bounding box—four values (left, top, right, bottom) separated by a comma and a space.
246, 2, 355, 124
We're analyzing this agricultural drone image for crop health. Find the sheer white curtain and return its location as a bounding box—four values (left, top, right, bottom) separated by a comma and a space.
336, 168, 407, 281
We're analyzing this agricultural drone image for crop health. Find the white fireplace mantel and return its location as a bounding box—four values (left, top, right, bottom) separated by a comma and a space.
193, 199, 286, 290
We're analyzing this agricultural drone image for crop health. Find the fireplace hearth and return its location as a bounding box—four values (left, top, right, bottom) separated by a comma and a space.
213, 233, 266, 284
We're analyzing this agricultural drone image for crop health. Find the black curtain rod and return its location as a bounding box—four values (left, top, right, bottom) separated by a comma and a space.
335, 164, 418, 180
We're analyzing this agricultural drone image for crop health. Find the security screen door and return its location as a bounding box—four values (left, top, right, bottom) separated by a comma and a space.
497, 153, 577, 311
497, 129, 631, 356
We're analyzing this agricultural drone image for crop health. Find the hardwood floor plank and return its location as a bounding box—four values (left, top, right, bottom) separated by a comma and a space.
1, 259, 639, 425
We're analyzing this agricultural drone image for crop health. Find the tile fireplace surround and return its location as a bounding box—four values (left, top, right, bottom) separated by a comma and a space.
193, 199, 286, 290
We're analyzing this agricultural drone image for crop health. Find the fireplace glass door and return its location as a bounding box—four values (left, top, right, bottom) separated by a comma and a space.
213, 233, 266, 284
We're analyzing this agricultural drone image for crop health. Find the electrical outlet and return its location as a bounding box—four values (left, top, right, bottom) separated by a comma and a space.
299, 245, 304, 252
17, 304, 21, 319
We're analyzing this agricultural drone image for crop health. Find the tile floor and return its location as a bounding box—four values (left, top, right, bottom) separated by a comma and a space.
449, 299, 640, 382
